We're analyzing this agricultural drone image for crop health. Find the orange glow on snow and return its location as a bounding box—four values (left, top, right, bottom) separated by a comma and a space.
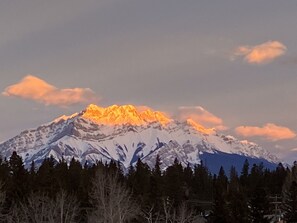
82, 104, 172, 126
178, 106, 227, 130
186, 119, 215, 135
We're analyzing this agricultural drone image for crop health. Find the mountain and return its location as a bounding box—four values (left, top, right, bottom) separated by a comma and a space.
0, 104, 279, 173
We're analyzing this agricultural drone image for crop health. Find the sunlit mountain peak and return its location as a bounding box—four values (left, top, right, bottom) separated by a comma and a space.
186, 118, 215, 135
82, 104, 172, 126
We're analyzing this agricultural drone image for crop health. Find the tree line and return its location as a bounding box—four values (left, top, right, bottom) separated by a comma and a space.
0, 151, 297, 222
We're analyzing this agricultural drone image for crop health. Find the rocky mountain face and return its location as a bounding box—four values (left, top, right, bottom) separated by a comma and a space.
0, 104, 279, 172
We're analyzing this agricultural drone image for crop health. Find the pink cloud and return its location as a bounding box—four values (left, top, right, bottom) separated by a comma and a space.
234, 41, 287, 64
235, 123, 296, 141
178, 106, 227, 130
2, 75, 99, 107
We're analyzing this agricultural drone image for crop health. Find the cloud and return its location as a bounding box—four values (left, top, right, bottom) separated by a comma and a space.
235, 123, 296, 141
234, 41, 287, 64
178, 106, 227, 130
2, 75, 99, 107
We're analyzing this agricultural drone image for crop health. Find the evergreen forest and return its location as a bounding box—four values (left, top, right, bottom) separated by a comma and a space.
0, 151, 297, 222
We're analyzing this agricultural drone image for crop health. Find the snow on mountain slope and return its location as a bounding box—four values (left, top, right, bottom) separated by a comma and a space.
0, 104, 279, 170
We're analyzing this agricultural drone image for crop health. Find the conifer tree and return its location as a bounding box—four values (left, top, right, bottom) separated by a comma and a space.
228, 166, 249, 223
126, 164, 136, 189
36, 156, 57, 196
54, 158, 68, 190
8, 151, 28, 201
132, 158, 151, 203
68, 157, 82, 193
183, 163, 193, 190
192, 163, 212, 201
240, 159, 249, 188
148, 155, 163, 212
212, 166, 229, 223
283, 181, 297, 222
271, 163, 286, 194
249, 186, 270, 223
27, 160, 37, 192
164, 158, 185, 206
0, 157, 10, 184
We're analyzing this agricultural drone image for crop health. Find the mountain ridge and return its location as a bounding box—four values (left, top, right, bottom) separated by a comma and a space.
0, 104, 279, 172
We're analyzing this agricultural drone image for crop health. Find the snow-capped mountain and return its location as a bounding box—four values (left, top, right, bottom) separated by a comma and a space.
0, 104, 279, 172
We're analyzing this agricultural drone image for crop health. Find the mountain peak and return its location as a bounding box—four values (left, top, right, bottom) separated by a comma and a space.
82, 104, 172, 126
85, 103, 102, 111
0, 103, 279, 171
186, 118, 215, 135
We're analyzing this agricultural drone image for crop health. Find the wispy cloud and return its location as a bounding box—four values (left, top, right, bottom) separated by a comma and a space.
235, 123, 296, 141
2, 75, 99, 107
233, 41, 287, 64
178, 106, 227, 130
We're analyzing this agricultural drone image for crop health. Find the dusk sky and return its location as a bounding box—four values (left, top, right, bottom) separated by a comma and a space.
1, 1, 297, 163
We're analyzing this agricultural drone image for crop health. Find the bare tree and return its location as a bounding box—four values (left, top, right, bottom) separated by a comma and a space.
173, 202, 196, 223
156, 199, 199, 223
161, 198, 173, 223
22, 192, 56, 222
55, 190, 80, 223
6, 203, 29, 223
0, 182, 8, 223
142, 206, 161, 223
7, 190, 79, 223
89, 170, 139, 223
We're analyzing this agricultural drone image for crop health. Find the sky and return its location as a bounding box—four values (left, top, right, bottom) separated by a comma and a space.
1, 0, 297, 163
